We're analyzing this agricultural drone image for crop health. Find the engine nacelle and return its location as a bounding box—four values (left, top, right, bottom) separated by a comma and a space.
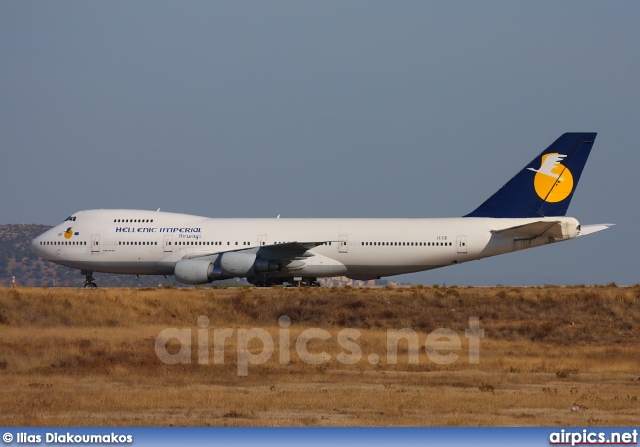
220, 252, 281, 277
254, 257, 282, 274
174, 259, 216, 285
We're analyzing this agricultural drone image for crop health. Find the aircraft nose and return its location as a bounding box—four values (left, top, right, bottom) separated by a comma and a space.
30, 236, 40, 253
31, 233, 46, 256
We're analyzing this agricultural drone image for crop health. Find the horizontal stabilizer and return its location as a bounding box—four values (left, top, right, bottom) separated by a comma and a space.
491, 221, 562, 239
577, 224, 615, 237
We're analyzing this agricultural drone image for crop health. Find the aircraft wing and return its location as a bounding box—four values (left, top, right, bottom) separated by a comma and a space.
182, 241, 331, 262
257, 241, 330, 260
491, 220, 562, 239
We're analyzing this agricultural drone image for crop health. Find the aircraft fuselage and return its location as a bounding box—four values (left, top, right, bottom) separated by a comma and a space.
31, 209, 579, 281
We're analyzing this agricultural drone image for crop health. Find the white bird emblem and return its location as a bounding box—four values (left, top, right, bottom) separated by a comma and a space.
527, 153, 567, 180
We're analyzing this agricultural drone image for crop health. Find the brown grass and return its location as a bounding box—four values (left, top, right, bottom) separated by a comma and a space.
0, 285, 639, 426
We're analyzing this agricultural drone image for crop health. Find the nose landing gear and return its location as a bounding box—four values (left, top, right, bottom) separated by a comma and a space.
81, 270, 97, 288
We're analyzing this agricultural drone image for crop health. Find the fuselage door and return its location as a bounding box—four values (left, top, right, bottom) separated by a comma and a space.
91, 234, 100, 253
339, 235, 348, 253
163, 235, 173, 252
457, 235, 467, 254
257, 234, 267, 246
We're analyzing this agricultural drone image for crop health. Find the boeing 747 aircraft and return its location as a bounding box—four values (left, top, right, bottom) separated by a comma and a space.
31, 133, 612, 287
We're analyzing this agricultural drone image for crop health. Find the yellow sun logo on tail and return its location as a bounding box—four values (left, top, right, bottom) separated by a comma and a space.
527, 153, 573, 203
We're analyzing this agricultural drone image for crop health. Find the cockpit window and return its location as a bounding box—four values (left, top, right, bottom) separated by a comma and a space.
64, 216, 77, 222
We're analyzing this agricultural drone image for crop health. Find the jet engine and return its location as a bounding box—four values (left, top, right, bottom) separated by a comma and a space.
220, 252, 281, 276
174, 259, 226, 285
174, 253, 282, 285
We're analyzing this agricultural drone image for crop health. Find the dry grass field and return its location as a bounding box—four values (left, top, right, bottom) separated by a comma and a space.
0, 285, 638, 426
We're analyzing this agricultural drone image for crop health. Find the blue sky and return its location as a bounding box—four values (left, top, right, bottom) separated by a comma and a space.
1, 1, 638, 285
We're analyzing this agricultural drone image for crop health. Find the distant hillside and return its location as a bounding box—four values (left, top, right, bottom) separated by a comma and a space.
0, 224, 224, 287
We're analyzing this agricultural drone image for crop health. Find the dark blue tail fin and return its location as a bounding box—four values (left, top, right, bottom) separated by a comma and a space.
465, 132, 597, 218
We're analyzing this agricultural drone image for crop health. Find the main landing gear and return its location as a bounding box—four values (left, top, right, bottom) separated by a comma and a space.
287, 277, 321, 288
81, 270, 97, 288
249, 277, 321, 287
251, 277, 285, 288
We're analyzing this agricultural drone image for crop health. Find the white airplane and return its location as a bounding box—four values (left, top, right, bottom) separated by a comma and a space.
31, 133, 612, 287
